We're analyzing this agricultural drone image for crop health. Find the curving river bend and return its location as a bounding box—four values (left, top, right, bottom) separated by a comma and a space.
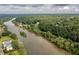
4, 18, 71, 55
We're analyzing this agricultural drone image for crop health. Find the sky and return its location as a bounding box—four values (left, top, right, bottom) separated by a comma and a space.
0, 4, 79, 14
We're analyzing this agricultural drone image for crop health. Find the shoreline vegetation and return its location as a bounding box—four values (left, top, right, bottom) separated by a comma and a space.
20, 31, 27, 37
0, 18, 27, 55
12, 15, 79, 55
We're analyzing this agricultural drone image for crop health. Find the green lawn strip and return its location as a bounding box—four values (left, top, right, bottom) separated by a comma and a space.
0, 36, 11, 45
6, 50, 20, 55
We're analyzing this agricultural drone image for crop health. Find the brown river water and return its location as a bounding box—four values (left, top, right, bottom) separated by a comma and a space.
4, 18, 71, 55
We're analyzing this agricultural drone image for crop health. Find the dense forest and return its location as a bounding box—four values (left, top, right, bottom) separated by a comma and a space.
14, 15, 79, 54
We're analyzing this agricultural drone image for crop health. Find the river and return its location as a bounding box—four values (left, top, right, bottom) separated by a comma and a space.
4, 18, 71, 55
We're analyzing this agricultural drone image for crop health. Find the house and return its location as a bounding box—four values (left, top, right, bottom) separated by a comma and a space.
2, 40, 13, 51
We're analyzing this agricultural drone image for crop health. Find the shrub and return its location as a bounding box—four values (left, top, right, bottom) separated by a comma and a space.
12, 40, 19, 50
10, 33, 17, 39
20, 31, 27, 37
2, 31, 11, 36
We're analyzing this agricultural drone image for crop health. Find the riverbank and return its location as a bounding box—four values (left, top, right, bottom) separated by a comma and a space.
4, 19, 27, 55
12, 20, 71, 55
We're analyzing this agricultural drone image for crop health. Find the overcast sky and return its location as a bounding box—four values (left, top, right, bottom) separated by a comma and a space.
0, 4, 79, 14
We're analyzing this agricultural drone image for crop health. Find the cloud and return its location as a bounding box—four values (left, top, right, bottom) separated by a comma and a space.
0, 4, 79, 14
63, 6, 70, 10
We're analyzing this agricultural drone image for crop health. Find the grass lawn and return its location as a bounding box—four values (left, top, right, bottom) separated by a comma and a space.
7, 50, 20, 55
0, 36, 11, 45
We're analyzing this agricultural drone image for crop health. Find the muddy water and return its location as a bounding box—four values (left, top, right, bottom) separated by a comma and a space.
4, 18, 71, 55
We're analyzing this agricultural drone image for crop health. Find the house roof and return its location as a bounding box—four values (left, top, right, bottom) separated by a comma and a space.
3, 40, 12, 48
2, 40, 13, 51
